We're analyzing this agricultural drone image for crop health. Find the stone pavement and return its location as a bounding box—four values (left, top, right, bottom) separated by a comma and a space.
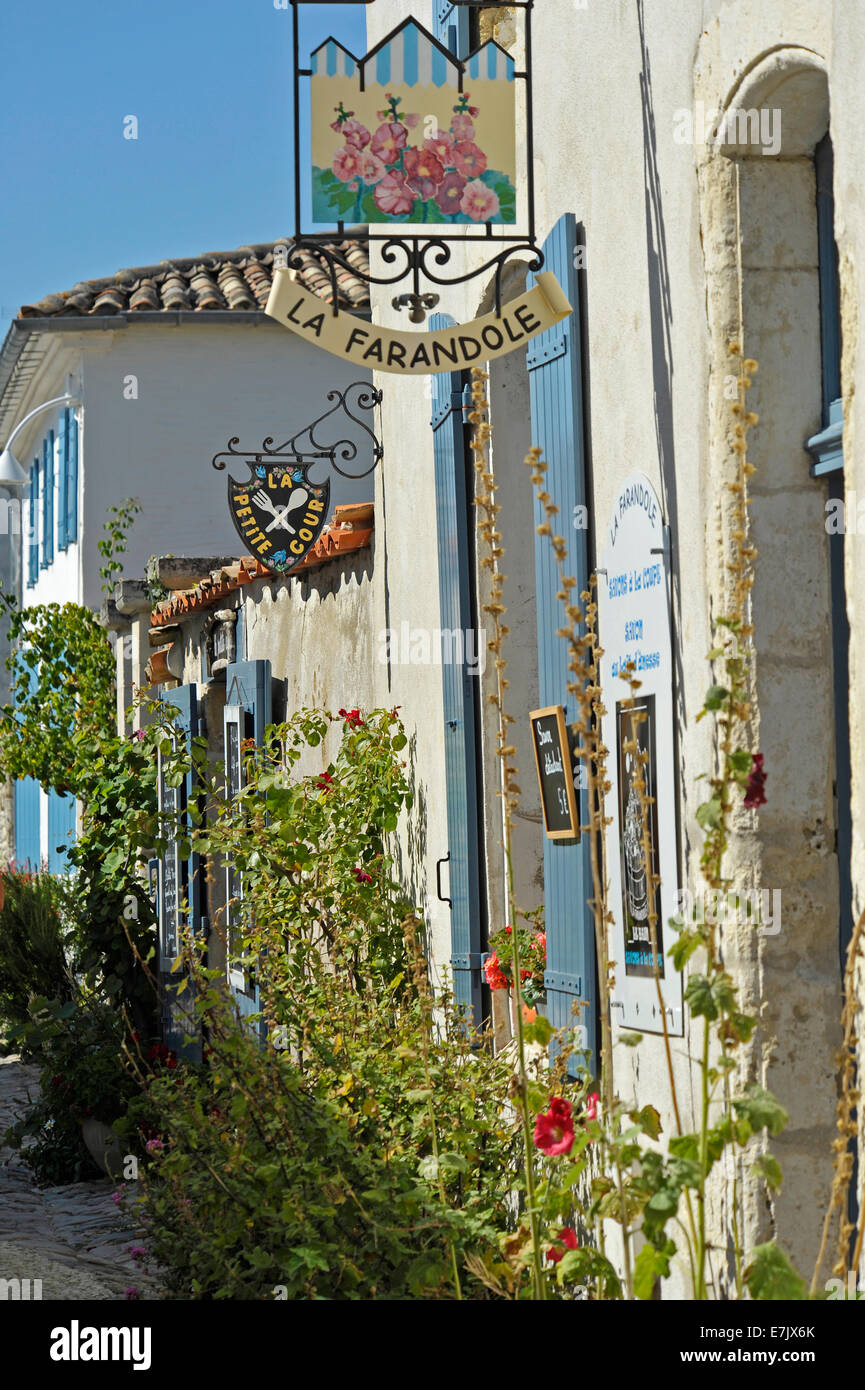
0, 1055, 157, 1300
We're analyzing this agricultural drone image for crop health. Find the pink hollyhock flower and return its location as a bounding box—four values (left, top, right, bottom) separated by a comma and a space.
744, 752, 767, 810
353, 866, 373, 885
403, 112, 421, 130
145, 1138, 164, 1155
585, 1092, 599, 1121
534, 1096, 575, 1156
424, 129, 455, 164
341, 119, 371, 149
460, 179, 500, 222
370, 121, 408, 162
546, 1227, 579, 1264
484, 951, 509, 991
452, 140, 487, 179
359, 151, 386, 185
450, 112, 475, 141
332, 146, 364, 183
403, 146, 444, 200
373, 169, 414, 216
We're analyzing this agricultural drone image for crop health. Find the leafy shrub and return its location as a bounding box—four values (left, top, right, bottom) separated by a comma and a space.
0, 869, 72, 1039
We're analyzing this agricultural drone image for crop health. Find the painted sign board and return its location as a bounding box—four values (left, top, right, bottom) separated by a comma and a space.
530, 705, 580, 841
311, 21, 516, 225
266, 268, 571, 374
598, 474, 683, 1036
226, 462, 330, 572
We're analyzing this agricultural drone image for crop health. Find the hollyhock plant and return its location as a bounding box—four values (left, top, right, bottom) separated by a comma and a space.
450, 111, 475, 141
353, 866, 373, 885
338, 707, 364, 727
585, 1092, 599, 1121
359, 151, 386, 185
370, 121, 408, 163
744, 752, 767, 809
424, 130, 455, 164
452, 140, 487, 179
460, 179, 501, 222
534, 1096, 575, 1156
435, 171, 467, 216
546, 1227, 579, 1263
374, 169, 414, 217
332, 146, 364, 183
403, 146, 445, 200
340, 118, 371, 149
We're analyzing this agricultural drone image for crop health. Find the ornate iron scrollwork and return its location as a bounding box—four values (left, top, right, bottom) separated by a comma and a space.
211, 382, 383, 482
288, 0, 543, 320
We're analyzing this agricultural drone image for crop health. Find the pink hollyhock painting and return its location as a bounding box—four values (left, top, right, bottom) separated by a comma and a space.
312, 77, 515, 225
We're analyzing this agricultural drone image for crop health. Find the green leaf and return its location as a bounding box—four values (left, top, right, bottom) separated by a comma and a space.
727, 749, 753, 777
733, 1085, 789, 1138
684, 974, 717, 1020
630, 1104, 663, 1140
670, 928, 702, 971
744, 1242, 806, 1300
696, 798, 723, 831
524, 1013, 554, 1046
704, 684, 730, 710
634, 1239, 674, 1299
751, 1153, 783, 1191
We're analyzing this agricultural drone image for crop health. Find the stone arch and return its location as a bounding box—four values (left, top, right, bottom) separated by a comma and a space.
696, 45, 843, 1279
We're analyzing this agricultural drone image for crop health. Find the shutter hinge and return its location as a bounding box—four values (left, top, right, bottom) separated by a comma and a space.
431, 399, 452, 429
451, 951, 484, 973
527, 332, 568, 372
544, 969, 583, 995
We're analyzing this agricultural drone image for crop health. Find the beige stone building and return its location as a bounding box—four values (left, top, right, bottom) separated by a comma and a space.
130, 0, 864, 1296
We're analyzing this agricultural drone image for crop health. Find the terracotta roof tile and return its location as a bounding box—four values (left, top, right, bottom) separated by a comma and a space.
150, 505, 373, 628
18, 240, 370, 319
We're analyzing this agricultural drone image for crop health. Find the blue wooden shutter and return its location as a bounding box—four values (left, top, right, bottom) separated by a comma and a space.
41, 432, 54, 568
224, 659, 272, 1023
158, 684, 202, 1058
57, 411, 68, 551
48, 789, 76, 871
528, 214, 597, 1076
65, 408, 78, 543
430, 315, 484, 1027
808, 135, 843, 476
14, 777, 41, 869
27, 463, 38, 586
434, 1, 470, 57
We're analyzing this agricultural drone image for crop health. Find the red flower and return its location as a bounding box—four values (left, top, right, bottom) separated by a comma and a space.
744, 752, 767, 810
546, 1227, 579, 1263
338, 708, 364, 728
316, 771, 335, 791
534, 1096, 575, 1156
483, 951, 509, 991
504, 925, 512, 935
403, 146, 444, 200
585, 1091, 599, 1121
353, 866, 373, 885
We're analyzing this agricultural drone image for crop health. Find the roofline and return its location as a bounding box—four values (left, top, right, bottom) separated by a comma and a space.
0, 304, 372, 421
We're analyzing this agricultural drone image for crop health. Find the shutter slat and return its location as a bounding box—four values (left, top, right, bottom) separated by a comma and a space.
57, 410, 68, 551
224, 659, 272, 1027
528, 214, 597, 1076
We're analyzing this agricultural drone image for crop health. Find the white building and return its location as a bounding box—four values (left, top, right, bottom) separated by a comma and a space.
0, 238, 372, 867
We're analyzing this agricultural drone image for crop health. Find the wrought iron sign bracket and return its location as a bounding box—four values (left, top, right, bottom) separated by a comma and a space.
212, 383, 382, 576
288, 0, 542, 319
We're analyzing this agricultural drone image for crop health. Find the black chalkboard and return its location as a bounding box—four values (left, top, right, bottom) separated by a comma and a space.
530, 705, 579, 841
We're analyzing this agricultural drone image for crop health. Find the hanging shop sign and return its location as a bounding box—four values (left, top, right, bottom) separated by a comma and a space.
311, 24, 516, 226
211, 382, 382, 575
278, 1, 558, 340
529, 705, 580, 841
597, 473, 683, 1037
266, 267, 571, 374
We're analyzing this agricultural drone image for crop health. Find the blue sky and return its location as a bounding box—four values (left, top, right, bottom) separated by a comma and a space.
0, 1, 367, 322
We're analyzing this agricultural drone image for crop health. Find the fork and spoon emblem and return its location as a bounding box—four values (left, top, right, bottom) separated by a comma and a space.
251, 486, 311, 534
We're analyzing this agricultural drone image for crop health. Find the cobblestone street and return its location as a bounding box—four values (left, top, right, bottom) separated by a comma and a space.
0, 1056, 155, 1300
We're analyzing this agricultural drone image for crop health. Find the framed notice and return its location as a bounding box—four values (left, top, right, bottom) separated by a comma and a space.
530, 705, 579, 841
598, 474, 683, 1036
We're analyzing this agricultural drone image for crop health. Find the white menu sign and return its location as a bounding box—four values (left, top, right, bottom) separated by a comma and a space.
598, 474, 683, 1035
